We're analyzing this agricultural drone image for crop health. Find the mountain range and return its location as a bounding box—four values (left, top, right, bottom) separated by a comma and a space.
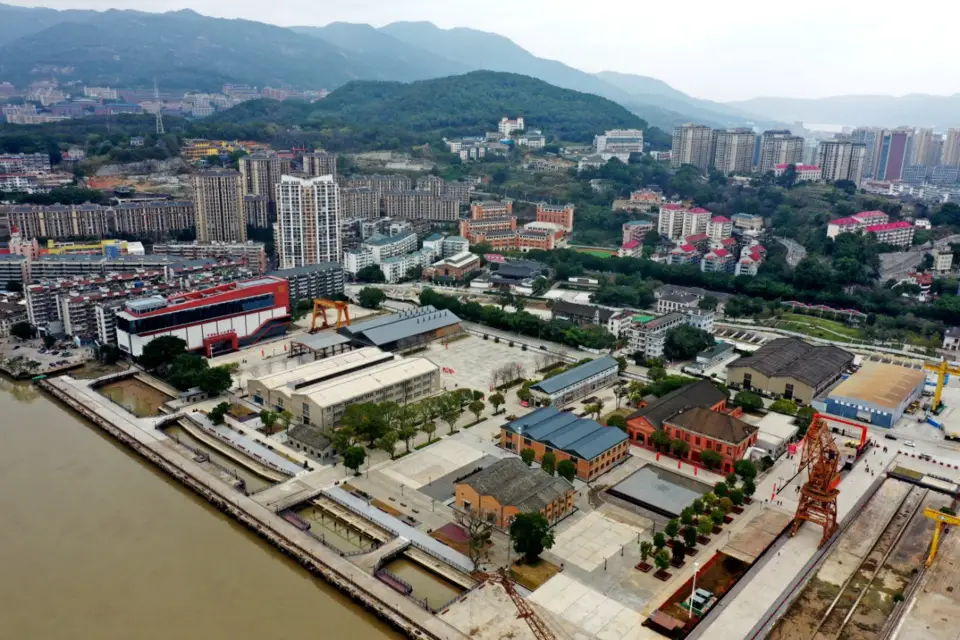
0, 3, 772, 132
1, 3, 957, 130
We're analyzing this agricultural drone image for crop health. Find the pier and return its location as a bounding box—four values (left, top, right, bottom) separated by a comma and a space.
38, 375, 468, 640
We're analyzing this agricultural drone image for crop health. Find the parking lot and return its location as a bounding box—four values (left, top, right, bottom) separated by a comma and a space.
420, 335, 549, 397
0, 338, 92, 376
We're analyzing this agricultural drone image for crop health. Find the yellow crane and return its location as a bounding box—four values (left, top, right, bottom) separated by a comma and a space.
924, 505, 960, 567
309, 299, 351, 333
923, 359, 960, 413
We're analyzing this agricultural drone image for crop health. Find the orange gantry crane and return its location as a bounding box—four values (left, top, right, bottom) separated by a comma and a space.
309, 299, 351, 333
476, 568, 556, 640
789, 412, 843, 547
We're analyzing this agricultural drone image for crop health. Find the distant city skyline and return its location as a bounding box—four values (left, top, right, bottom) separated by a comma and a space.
10, 0, 960, 103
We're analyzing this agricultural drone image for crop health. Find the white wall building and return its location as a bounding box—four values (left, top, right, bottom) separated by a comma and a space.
706, 216, 733, 240
498, 116, 525, 138
275, 174, 342, 269
595, 129, 644, 156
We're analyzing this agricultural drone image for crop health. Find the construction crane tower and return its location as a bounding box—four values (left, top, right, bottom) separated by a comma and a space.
789, 412, 842, 547
923, 358, 960, 414
154, 79, 165, 136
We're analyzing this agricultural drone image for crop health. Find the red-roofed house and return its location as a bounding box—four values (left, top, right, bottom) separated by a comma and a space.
867, 220, 914, 247
701, 248, 735, 273
684, 232, 710, 253
618, 240, 642, 258
735, 255, 761, 276
774, 164, 821, 182
827, 210, 889, 238
707, 215, 733, 241
658, 203, 710, 240
668, 244, 699, 266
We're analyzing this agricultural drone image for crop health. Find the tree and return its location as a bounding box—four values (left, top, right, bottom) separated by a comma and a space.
42, 334, 57, 349
278, 409, 294, 431
713, 481, 729, 498
710, 508, 726, 528
520, 448, 536, 466
98, 344, 121, 364
671, 540, 686, 564
343, 446, 366, 475
468, 400, 485, 423
168, 354, 209, 391
730, 488, 745, 507
734, 459, 758, 482
584, 403, 601, 420
208, 401, 231, 425
454, 509, 494, 568
509, 513, 555, 563
733, 390, 764, 411
356, 265, 385, 283
197, 366, 233, 396
557, 459, 576, 482
489, 392, 505, 414
531, 277, 551, 297
259, 409, 278, 433
496, 291, 514, 311
421, 420, 437, 443
680, 507, 695, 527
398, 414, 418, 452
692, 499, 705, 517
725, 472, 739, 488
9, 322, 35, 341
770, 398, 798, 415
653, 532, 667, 551
358, 286, 386, 309
640, 541, 653, 565
331, 426, 355, 453
796, 406, 816, 436
665, 519, 680, 542
649, 366, 667, 381
719, 497, 734, 514
650, 429, 672, 451
698, 518, 713, 538
742, 479, 756, 499
699, 449, 722, 470
606, 414, 627, 431
671, 439, 690, 458
654, 549, 671, 574
376, 430, 399, 459
341, 403, 386, 445
438, 393, 464, 434
139, 335, 187, 372
541, 452, 557, 476
698, 295, 719, 311
664, 325, 715, 361
517, 387, 532, 403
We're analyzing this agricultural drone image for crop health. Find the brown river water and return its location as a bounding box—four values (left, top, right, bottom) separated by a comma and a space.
0, 378, 397, 640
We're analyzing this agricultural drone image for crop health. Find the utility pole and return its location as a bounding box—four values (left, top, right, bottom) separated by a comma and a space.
154, 78, 165, 136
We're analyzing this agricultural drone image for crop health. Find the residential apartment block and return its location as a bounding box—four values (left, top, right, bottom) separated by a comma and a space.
192, 169, 247, 243
342, 174, 412, 194
758, 130, 804, 174
340, 187, 380, 219
275, 174, 342, 269
867, 221, 914, 247
711, 128, 756, 174
657, 204, 710, 240
381, 191, 460, 221
238, 152, 282, 208
817, 141, 867, 186
826, 210, 889, 238
267, 262, 345, 302
671, 123, 713, 171
0, 201, 196, 239
151, 242, 267, 273
302, 150, 338, 179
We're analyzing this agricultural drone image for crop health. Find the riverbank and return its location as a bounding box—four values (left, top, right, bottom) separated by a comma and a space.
37, 375, 467, 640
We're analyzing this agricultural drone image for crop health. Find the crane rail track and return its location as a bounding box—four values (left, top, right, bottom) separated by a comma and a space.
807, 486, 928, 640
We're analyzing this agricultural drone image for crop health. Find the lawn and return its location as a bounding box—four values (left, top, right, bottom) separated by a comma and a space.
575, 249, 614, 258
510, 559, 561, 590
601, 407, 632, 425
767, 313, 866, 343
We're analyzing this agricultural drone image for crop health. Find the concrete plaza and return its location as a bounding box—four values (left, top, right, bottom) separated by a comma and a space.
550, 511, 642, 572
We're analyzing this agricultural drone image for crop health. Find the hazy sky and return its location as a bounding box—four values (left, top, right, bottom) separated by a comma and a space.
13, 0, 960, 102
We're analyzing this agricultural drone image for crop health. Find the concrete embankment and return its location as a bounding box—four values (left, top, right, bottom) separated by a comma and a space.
37, 378, 467, 640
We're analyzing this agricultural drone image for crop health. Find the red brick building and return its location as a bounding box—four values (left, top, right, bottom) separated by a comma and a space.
455, 458, 574, 528
626, 380, 757, 473
470, 200, 513, 220
536, 203, 575, 232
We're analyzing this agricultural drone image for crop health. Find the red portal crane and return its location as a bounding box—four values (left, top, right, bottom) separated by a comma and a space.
789, 412, 844, 547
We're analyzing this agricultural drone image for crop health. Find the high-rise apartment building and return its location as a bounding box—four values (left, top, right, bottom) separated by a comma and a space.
671, 124, 713, 171
874, 129, 912, 181
711, 128, 756, 174
758, 130, 804, 174
943, 129, 960, 166
275, 174, 342, 270
850, 127, 881, 178
302, 150, 338, 179
239, 153, 282, 208
192, 170, 247, 243
817, 141, 867, 186
910, 128, 942, 167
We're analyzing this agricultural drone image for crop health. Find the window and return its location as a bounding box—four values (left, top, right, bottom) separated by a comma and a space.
743, 373, 752, 389
695, 437, 701, 446
523, 438, 532, 446
784, 383, 794, 399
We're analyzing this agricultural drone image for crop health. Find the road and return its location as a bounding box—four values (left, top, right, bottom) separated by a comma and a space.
774, 237, 807, 267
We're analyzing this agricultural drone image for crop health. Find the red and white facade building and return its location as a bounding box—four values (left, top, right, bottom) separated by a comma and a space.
657, 204, 711, 240
735, 244, 767, 276
866, 220, 914, 247
618, 240, 642, 258
536, 203, 575, 232
701, 248, 735, 273
774, 163, 822, 182
115, 276, 291, 358
826, 210, 889, 239
706, 216, 733, 241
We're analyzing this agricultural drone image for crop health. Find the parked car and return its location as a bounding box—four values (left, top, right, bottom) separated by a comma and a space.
904, 440, 916, 447
884, 434, 897, 441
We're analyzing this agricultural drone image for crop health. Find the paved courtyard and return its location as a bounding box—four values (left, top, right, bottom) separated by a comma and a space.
551, 511, 643, 572
530, 573, 650, 640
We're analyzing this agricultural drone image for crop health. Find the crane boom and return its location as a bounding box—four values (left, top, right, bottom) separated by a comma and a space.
474, 568, 557, 640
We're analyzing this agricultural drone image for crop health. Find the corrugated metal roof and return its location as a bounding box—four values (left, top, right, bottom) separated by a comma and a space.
344, 305, 461, 347
530, 356, 618, 395
828, 361, 926, 410
504, 408, 627, 461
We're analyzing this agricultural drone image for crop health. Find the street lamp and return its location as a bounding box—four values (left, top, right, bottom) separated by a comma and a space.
688, 561, 701, 620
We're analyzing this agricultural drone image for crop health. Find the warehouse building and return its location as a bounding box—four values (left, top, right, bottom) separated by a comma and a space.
338, 305, 462, 351
825, 362, 926, 428
528, 356, 620, 407
500, 406, 629, 481
726, 338, 853, 404
248, 347, 440, 428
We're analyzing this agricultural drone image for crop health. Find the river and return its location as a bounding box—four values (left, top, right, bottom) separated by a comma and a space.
0, 378, 397, 640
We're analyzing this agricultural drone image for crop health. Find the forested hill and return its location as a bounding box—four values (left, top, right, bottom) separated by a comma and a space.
209, 71, 669, 145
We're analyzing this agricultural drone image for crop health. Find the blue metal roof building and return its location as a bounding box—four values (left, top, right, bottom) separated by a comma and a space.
338, 305, 463, 351
529, 356, 619, 406
502, 406, 629, 480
